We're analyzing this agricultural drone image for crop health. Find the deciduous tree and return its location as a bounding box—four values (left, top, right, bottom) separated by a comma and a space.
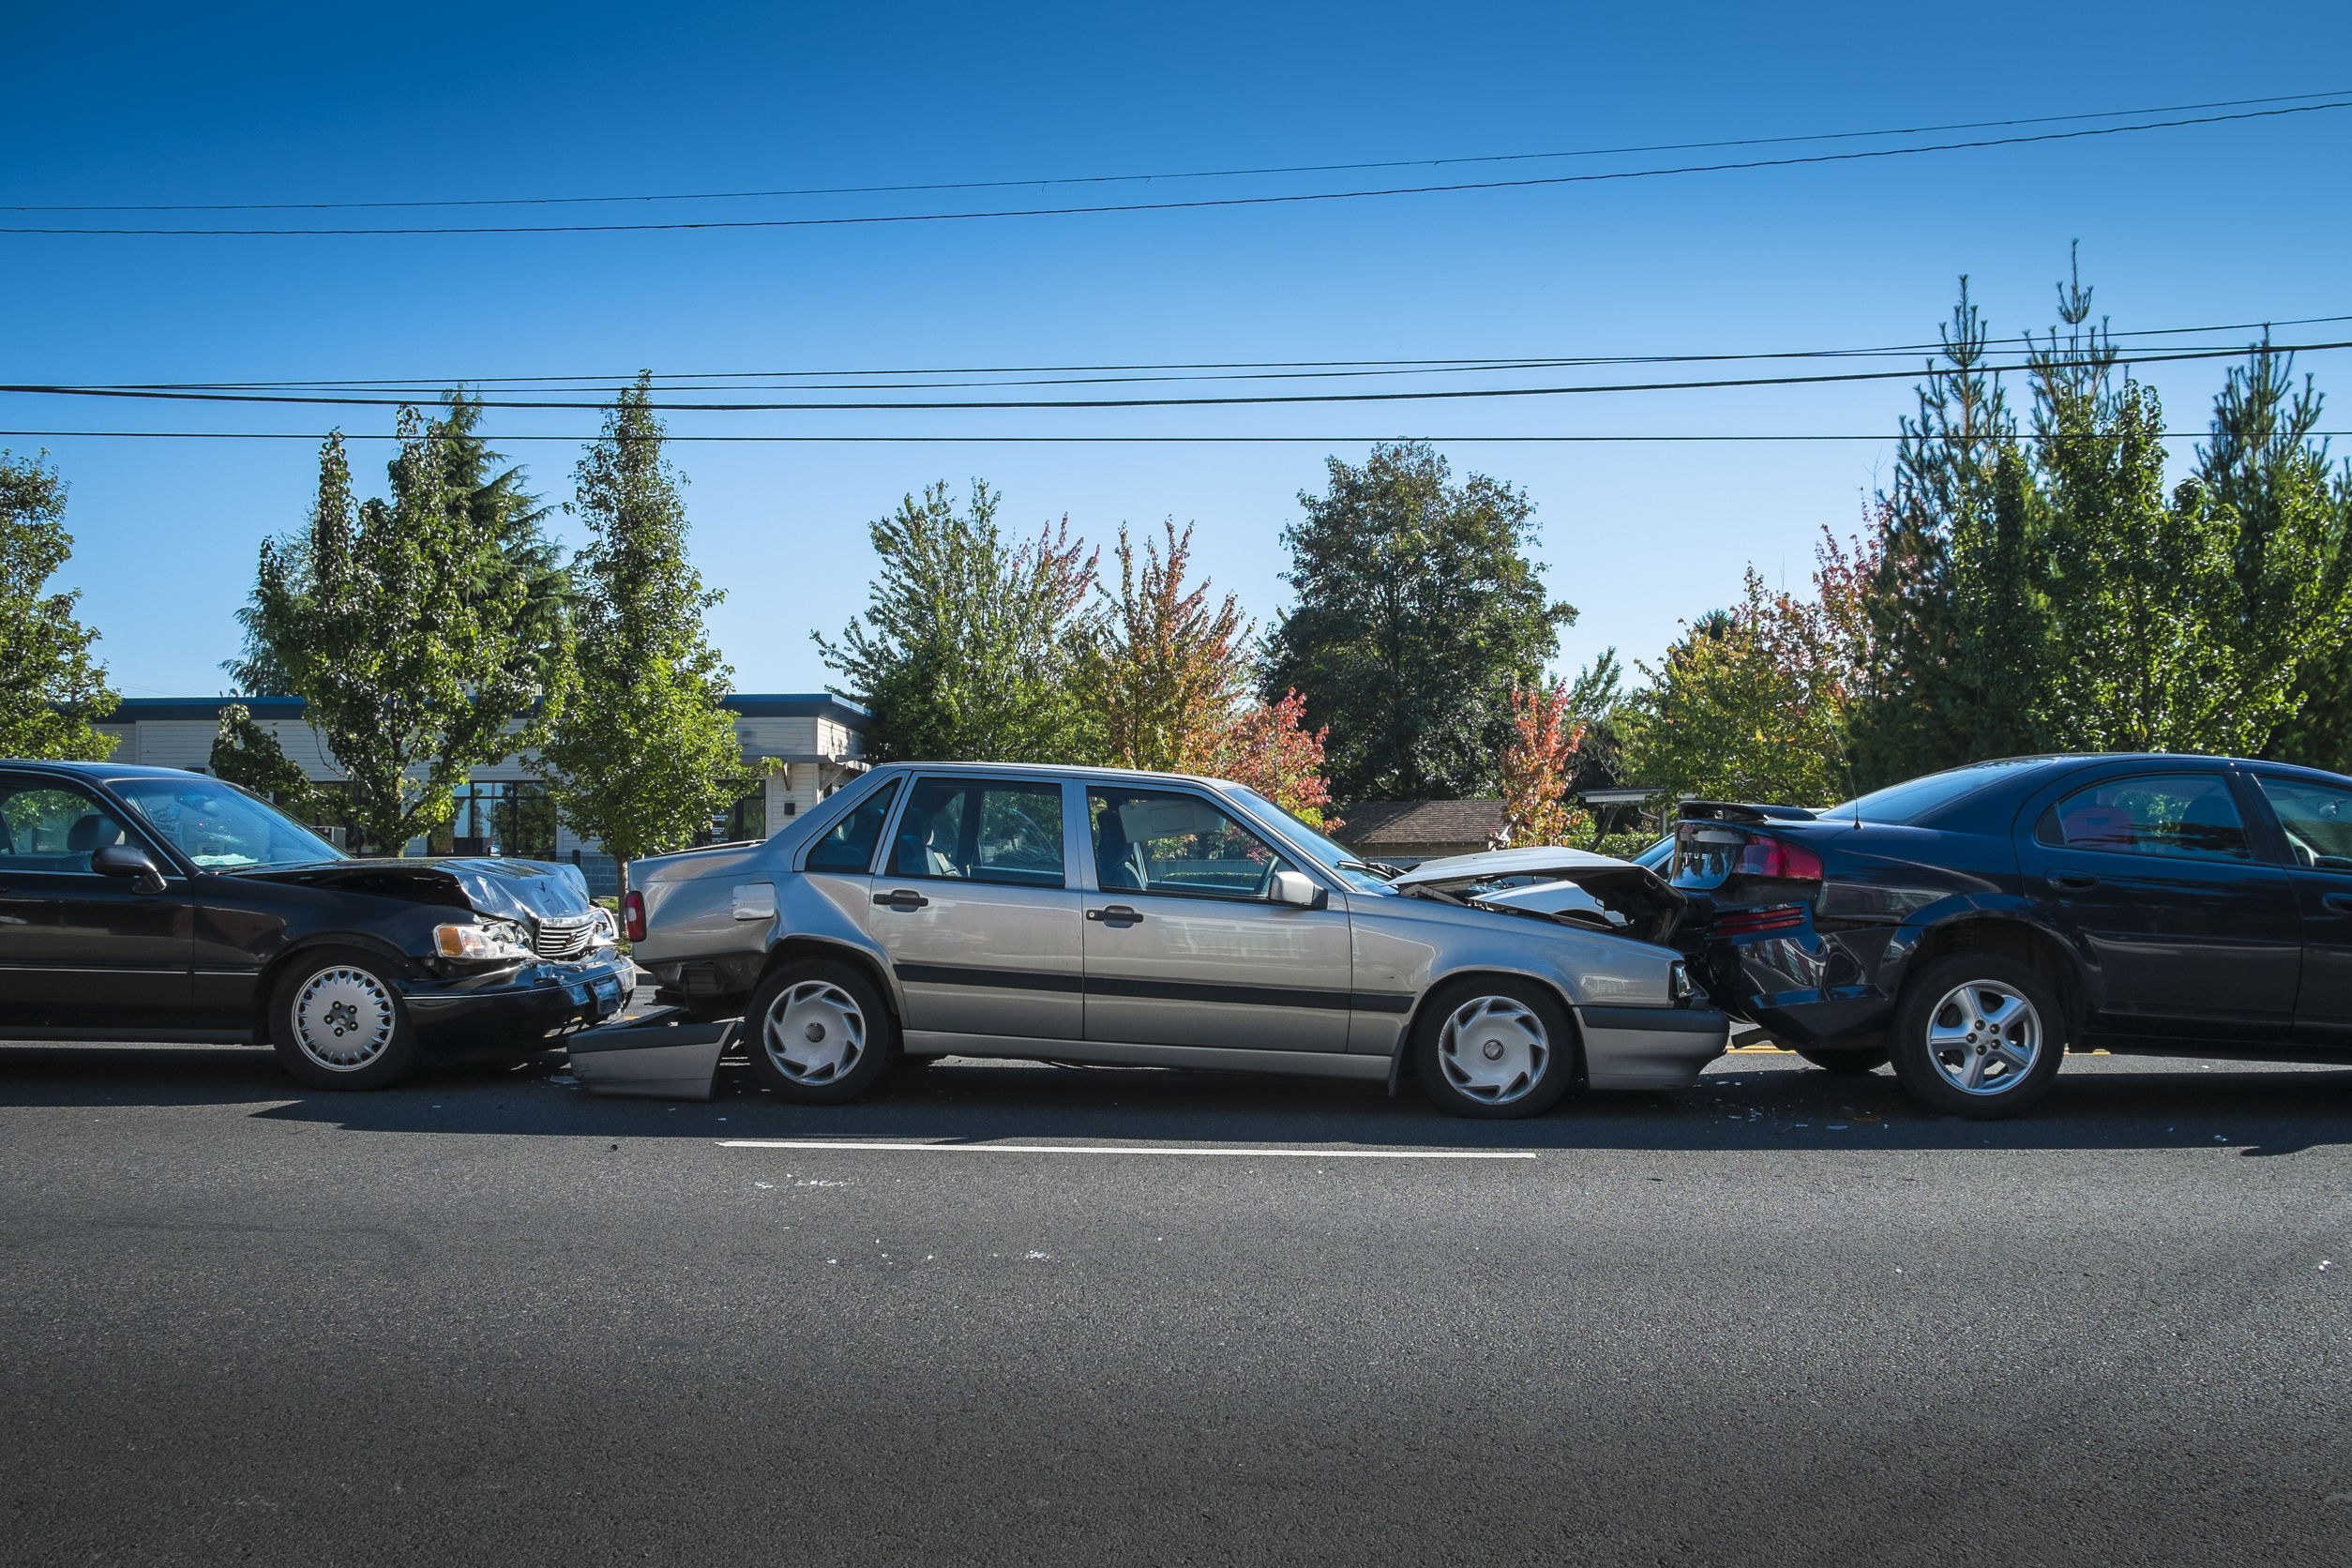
1259, 442, 1575, 802
1085, 520, 1249, 773
533, 374, 752, 873
1492, 682, 1589, 848
0, 451, 117, 761
226, 400, 572, 854
1212, 688, 1336, 825
819, 481, 1097, 762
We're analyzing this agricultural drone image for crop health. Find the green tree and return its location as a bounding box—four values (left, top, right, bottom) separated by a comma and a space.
1085, 519, 1250, 773
819, 481, 1097, 762
0, 451, 118, 761
207, 703, 324, 815
1259, 442, 1575, 801
532, 374, 752, 872
228, 402, 572, 854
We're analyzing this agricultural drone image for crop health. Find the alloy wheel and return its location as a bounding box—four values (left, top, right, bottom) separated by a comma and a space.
1437, 995, 1549, 1105
761, 980, 867, 1084
1923, 980, 2043, 1095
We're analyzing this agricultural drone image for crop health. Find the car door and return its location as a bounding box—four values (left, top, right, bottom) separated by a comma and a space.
2015, 766, 2300, 1042
1079, 784, 1351, 1052
864, 775, 1083, 1041
2244, 772, 2352, 1049
0, 773, 192, 1033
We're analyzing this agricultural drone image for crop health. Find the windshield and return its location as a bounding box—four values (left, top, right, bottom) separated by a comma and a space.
111, 777, 345, 870
1225, 785, 1396, 896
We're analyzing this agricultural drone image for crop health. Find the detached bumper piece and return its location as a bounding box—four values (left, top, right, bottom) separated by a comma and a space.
568, 1012, 738, 1101
1576, 1005, 1731, 1091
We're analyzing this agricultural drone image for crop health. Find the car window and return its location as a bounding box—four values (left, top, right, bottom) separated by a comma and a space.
1087, 786, 1294, 900
0, 777, 129, 873
2256, 776, 2352, 870
1828, 758, 2049, 824
889, 778, 1065, 886
109, 776, 341, 869
806, 778, 901, 873
2035, 773, 2252, 862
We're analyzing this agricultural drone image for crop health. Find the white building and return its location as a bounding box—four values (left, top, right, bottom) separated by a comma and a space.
94, 695, 868, 893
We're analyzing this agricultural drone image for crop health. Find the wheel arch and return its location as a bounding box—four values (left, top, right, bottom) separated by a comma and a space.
758, 936, 905, 1027
250, 933, 428, 1041
1900, 914, 2088, 1045
1395, 967, 1588, 1088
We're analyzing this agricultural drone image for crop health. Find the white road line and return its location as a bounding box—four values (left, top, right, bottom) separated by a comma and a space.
717, 1139, 1535, 1159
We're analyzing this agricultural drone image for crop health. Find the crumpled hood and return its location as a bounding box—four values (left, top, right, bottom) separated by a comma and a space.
248, 856, 595, 924
1390, 846, 1686, 943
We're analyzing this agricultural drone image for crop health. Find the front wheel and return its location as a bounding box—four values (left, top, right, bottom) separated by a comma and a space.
268, 948, 421, 1091
746, 960, 899, 1104
1887, 955, 2064, 1119
1411, 978, 1576, 1120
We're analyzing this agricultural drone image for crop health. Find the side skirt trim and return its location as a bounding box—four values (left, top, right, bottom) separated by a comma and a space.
902, 1031, 1391, 1081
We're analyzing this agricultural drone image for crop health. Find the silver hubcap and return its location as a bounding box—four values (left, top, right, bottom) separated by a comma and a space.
292, 966, 396, 1072
1438, 996, 1548, 1105
762, 981, 867, 1084
1924, 980, 2042, 1095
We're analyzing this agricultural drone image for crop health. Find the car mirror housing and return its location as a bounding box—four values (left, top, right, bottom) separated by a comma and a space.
1270, 869, 1325, 910
92, 843, 167, 894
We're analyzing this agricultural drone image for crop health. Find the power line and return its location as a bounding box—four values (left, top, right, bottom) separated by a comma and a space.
10, 88, 2341, 215
98, 312, 2352, 391
6, 430, 2340, 445
8, 339, 2348, 412
10, 101, 2345, 237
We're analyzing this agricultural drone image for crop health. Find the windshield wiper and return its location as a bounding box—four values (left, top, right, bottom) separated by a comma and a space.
1335, 857, 1403, 880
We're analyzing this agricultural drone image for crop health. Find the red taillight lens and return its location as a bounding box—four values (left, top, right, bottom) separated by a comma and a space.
622, 890, 646, 942
1732, 837, 1824, 881
1715, 902, 1807, 936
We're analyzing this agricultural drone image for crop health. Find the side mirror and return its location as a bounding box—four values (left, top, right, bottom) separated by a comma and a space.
92, 843, 167, 894
1270, 869, 1326, 910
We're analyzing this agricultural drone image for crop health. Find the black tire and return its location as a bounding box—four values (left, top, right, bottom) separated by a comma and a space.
1887, 953, 2065, 1119
1411, 976, 1576, 1120
746, 959, 899, 1105
1795, 1046, 1891, 1075
267, 947, 422, 1091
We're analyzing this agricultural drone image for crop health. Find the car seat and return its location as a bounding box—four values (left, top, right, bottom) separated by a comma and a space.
1095, 807, 1140, 890
66, 814, 123, 857
2173, 792, 2243, 855
892, 807, 933, 878
2059, 804, 2134, 850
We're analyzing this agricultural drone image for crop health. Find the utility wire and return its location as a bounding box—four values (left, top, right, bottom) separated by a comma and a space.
5, 430, 2339, 445
98, 312, 2352, 391
9, 88, 2342, 215
9, 101, 2345, 236
8, 339, 2348, 412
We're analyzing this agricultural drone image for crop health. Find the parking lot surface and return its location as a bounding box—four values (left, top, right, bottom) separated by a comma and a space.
4, 1042, 2350, 1566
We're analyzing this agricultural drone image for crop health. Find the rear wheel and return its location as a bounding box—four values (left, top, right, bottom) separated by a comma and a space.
268, 948, 421, 1091
746, 960, 898, 1104
1411, 978, 1576, 1120
1888, 954, 2064, 1119
1795, 1046, 1890, 1075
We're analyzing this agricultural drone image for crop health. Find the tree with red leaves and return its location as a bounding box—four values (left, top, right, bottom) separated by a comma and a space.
1214, 688, 1337, 827
1493, 682, 1590, 848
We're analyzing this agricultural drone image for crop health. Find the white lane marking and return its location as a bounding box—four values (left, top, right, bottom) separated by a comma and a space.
717, 1139, 1534, 1159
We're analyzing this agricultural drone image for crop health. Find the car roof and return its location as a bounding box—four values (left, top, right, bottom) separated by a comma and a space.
864, 759, 1249, 792
0, 760, 207, 783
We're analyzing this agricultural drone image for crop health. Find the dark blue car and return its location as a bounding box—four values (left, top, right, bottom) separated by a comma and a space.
1670, 753, 2352, 1117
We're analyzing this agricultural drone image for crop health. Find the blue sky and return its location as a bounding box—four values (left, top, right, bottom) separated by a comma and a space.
6, 1, 2348, 701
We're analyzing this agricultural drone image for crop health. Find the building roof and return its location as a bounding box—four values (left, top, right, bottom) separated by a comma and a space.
1329, 798, 1504, 848
104, 694, 869, 729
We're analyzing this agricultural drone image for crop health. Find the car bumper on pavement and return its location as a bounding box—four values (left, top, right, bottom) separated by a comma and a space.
1576, 1005, 1730, 1091
400, 952, 632, 1048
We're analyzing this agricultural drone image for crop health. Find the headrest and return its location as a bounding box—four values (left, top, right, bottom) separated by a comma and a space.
67, 814, 123, 853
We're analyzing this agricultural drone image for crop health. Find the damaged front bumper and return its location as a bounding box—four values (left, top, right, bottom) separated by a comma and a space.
400, 951, 633, 1049
1576, 1004, 1730, 1090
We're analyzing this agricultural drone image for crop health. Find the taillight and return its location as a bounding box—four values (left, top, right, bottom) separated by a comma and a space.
1715, 902, 1807, 937
622, 890, 646, 942
1732, 837, 1823, 881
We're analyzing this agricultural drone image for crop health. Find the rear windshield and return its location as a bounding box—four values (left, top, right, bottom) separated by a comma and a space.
1825, 760, 2047, 825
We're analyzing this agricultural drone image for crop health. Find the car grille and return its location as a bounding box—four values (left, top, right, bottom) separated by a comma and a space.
532, 916, 596, 962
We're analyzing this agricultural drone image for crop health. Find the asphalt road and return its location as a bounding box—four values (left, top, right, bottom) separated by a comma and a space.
4, 1039, 2350, 1567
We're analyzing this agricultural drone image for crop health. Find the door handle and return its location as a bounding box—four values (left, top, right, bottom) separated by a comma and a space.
872, 889, 929, 910
2324, 893, 2352, 914
2050, 872, 2101, 891
1086, 905, 1143, 924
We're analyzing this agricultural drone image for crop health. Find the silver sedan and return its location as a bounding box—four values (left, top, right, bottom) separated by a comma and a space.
625, 762, 1726, 1118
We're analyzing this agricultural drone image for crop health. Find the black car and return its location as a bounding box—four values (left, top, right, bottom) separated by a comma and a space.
1669, 753, 2352, 1118
0, 761, 630, 1088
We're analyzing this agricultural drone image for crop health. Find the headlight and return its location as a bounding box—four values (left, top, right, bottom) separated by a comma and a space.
433, 920, 532, 960
1669, 960, 1703, 1004
589, 906, 618, 944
